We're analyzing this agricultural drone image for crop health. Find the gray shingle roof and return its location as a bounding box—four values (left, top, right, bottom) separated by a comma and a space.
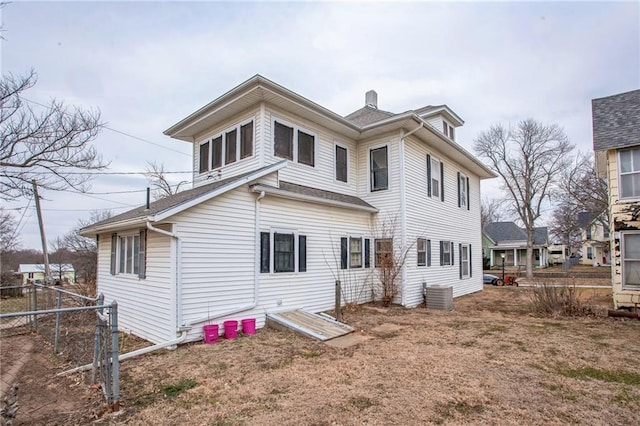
414, 105, 444, 116
577, 211, 598, 229
278, 181, 376, 210
592, 89, 640, 151
484, 222, 548, 245
344, 106, 395, 126
82, 164, 279, 231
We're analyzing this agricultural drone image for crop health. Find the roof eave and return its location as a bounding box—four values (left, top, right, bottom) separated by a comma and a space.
250, 184, 379, 213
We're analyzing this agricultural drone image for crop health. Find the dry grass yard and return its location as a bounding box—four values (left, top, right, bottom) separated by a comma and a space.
3, 285, 639, 425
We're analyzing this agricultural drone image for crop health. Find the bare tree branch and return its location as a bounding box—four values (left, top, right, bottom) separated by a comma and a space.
144, 161, 188, 201
0, 70, 108, 200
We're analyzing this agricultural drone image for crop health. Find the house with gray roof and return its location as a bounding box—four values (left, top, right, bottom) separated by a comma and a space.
482, 222, 549, 269
80, 75, 495, 344
592, 89, 640, 309
577, 211, 610, 266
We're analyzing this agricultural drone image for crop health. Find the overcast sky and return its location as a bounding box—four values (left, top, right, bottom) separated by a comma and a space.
2, 1, 639, 250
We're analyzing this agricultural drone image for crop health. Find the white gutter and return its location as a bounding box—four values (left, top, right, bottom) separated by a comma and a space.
179, 190, 265, 328
398, 122, 423, 307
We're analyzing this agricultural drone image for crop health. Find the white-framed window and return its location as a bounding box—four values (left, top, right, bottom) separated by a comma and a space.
587, 246, 594, 260
440, 240, 454, 266
458, 172, 469, 209
260, 230, 307, 274
340, 236, 371, 269
417, 238, 427, 267
618, 148, 640, 199
622, 232, 640, 290
375, 238, 393, 268
335, 144, 348, 183
460, 244, 470, 278
443, 121, 455, 140
198, 119, 254, 174
427, 155, 443, 200
273, 119, 316, 167
370, 146, 389, 191
110, 230, 147, 278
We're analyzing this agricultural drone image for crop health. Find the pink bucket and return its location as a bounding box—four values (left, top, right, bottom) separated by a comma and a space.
241, 318, 256, 335
223, 320, 238, 339
203, 324, 219, 344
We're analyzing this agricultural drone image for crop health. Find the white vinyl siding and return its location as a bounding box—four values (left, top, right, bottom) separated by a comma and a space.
402, 136, 483, 306
97, 229, 174, 344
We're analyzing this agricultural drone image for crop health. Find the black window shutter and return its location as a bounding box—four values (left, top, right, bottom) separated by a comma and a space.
466, 177, 470, 210
440, 162, 445, 202
459, 244, 463, 279
457, 172, 461, 208
426, 154, 432, 197
260, 232, 270, 273
439, 240, 444, 266
299, 235, 307, 272
427, 239, 431, 267
364, 239, 371, 268
138, 229, 147, 279
110, 234, 117, 275
451, 242, 455, 264
340, 237, 348, 269
469, 245, 472, 277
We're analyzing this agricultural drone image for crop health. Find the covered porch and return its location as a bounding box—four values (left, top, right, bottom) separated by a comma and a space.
489, 247, 548, 269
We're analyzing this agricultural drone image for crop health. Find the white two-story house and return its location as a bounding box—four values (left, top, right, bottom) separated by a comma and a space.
577, 211, 610, 267
593, 89, 640, 309
81, 76, 495, 344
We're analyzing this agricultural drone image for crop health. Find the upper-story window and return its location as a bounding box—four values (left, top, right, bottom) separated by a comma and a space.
443, 122, 455, 140
199, 120, 254, 174
427, 155, 443, 200
273, 120, 316, 167
458, 172, 469, 209
618, 148, 640, 199
370, 146, 388, 191
335, 145, 348, 183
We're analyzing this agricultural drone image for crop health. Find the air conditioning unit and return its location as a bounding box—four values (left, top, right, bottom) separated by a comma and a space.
425, 285, 453, 311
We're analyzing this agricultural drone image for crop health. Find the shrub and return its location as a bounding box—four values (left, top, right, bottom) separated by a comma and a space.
529, 281, 594, 317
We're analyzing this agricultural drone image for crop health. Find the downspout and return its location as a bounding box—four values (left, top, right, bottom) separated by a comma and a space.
399, 122, 424, 306
146, 222, 182, 334
181, 190, 265, 328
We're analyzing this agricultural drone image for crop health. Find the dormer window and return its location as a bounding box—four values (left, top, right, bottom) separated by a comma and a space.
198, 119, 254, 174
443, 122, 455, 140
273, 120, 316, 167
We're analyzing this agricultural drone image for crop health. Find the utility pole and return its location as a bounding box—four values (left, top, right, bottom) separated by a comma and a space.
32, 180, 51, 284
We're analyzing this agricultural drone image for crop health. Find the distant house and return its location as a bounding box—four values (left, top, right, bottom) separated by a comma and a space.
80, 75, 496, 344
577, 211, 610, 266
483, 222, 549, 268
548, 244, 568, 266
18, 264, 75, 285
592, 89, 640, 309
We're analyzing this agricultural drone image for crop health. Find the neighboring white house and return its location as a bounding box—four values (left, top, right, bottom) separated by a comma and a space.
592, 89, 640, 309
18, 264, 76, 285
483, 222, 549, 269
80, 76, 496, 344
577, 211, 610, 266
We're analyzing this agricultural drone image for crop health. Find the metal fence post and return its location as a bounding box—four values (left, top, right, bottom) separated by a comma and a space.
109, 301, 119, 410
31, 281, 38, 331
92, 294, 105, 383
53, 291, 62, 353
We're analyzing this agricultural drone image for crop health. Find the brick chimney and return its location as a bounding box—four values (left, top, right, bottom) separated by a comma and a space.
365, 90, 378, 109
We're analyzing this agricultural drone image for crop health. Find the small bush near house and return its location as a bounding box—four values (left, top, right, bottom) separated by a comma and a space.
529, 281, 598, 317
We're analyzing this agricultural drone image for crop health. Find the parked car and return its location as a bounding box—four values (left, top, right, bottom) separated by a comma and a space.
483, 274, 503, 286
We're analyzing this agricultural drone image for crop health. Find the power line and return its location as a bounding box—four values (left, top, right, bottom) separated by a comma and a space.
4, 170, 192, 175
21, 97, 192, 157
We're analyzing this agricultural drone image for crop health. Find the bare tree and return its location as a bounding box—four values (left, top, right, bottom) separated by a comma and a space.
481, 196, 508, 231
0, 70, 107, 200
144, 161, 188, 201
557, 152, 609, 227
474, 119, 574, 277
58, 210, 112, 296
0, 207, 19, 253
549, 202, 582, 253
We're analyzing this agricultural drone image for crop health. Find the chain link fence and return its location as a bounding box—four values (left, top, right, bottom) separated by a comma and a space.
0, 283, 119, 408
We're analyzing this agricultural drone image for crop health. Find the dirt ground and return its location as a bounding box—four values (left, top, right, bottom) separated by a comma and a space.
2, 286, 639, 425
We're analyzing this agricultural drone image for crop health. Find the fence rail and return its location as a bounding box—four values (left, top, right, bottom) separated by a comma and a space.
0, 283, 119, 408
